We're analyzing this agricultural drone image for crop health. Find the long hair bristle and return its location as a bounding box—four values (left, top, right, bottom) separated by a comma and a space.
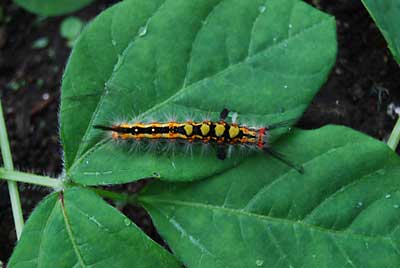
263, 147, 304, 174
93, 125, 115, 132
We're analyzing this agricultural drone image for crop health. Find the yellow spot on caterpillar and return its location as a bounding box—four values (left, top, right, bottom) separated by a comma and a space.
229, 125, 240, 138
215, 124, 225, 137
184, 123, 193, 136
200, 123, 210, 136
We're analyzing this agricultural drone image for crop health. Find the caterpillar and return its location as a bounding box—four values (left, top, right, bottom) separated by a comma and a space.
94, 108, 304, 174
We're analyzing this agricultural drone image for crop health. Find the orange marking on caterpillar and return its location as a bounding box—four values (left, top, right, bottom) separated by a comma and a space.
101, 121, 257, 145
257, 128, 266, 149
93, 108, 303, 173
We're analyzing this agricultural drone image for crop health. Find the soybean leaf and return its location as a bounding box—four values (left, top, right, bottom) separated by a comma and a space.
61, 0, 337, 185
8, 187, 181, 268
14, 0, 94, 16
139, 126, 400, 268
361, 0, 400, 64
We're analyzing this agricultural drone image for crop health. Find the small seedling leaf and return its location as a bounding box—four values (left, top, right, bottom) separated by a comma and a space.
139, 125, 400, 268
8, 187, 181, 268
32, 37, 48, 49
60, 16, 84, 41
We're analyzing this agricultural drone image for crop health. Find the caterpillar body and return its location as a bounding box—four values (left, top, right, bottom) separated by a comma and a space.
94, 108, 304, 174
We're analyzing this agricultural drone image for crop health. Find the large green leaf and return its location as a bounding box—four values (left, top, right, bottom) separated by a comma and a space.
139, 125, 400, 268
14, 0, 94, 16
61, 0, 337, 185
8, 187, 181, 268
361, 0, 400, 64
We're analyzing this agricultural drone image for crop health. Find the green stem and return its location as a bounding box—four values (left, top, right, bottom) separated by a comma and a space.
0, 100, 24, 239
0, 168, 62, 188
388, 116, 400, 151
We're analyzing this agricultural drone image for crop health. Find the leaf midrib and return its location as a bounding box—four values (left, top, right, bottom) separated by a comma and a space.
70, 6, 333, 170
140, 197, 396, 243
60, 197, 88, 268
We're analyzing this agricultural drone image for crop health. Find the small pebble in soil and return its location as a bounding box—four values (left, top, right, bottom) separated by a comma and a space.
32, 37, 49, 49
335, 68, 343, 75
42, 93, 50, 100
387, 102, 400, 120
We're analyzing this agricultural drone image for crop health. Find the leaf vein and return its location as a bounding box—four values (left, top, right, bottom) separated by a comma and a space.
71, 0, 168, 165
141, 197, 398, 242
37, 199, 59, 268
182, 0, 225, 88
247, 0, 269, 57
139, 16, 333, 120
304, 167, 389, 222
329, 234, 356, 268
61, 197, 88, 267
244, 142, 356, 211
265, 226, 293, 267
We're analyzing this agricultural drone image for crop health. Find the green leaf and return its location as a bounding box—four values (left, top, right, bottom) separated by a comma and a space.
60, 17, 84, 41
361, 0, 400, 64
139, 126, 400, 268
14, 0, 94, 16
61, 0, 337, 185
8, 187, 181, 268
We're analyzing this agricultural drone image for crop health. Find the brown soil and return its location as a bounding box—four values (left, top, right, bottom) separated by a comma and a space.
1, 0, 400, 263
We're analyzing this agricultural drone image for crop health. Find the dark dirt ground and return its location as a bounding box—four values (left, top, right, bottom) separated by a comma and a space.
1, 0, 400, 264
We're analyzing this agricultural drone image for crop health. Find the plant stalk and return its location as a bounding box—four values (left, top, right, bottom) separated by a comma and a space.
0, 100, 24, 239
0, 168, 62, 188
388, 116, 400, 151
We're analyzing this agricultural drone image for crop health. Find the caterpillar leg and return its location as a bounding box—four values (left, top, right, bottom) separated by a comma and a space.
216, 145, 227, 160
220, 108, 239, 123
220, 108, 229, 120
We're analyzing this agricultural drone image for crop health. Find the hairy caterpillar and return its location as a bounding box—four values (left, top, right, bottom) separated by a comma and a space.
94, 108, 304, 174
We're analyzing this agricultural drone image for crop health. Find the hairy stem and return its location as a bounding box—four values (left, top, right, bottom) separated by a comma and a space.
388, 116, 400, 151
0, 168, 62, 188
0, 100, 24, 239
